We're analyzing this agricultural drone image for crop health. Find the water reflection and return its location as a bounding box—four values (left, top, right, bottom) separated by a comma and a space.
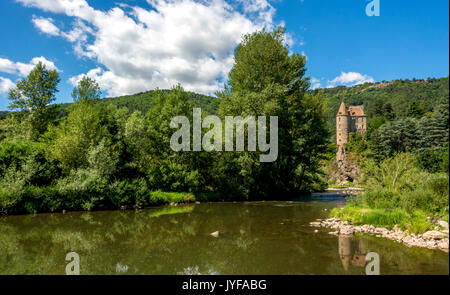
338, 235, 367, 271
0, 202, 448, 275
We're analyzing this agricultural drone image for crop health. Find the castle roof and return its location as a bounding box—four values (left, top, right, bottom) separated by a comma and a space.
336, 102, 366, 117
337, 101, 347, 115
348, 105, 365, 116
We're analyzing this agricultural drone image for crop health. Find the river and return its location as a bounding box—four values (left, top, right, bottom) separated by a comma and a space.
0, 193, 448, 275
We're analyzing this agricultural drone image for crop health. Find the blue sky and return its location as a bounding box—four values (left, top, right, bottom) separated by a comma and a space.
0, 0, 448, 110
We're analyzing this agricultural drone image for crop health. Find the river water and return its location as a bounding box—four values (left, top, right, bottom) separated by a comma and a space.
0, 194, 448, 275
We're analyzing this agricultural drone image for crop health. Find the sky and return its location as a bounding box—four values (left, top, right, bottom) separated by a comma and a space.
0, 0, 448, 110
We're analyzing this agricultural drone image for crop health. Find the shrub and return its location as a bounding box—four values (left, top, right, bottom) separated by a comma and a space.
109, 178, 149, 207
356, 153, 449, 215
56, 169, 109, 211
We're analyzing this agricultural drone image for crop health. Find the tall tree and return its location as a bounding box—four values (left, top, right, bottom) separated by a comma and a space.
218, 27, 328, 198
72, 76, 101, 102
8, 62, 60, 138
369, 118, 418, 160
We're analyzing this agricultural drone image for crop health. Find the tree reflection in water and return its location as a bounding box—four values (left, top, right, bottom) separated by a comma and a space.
0, 202, 448, 275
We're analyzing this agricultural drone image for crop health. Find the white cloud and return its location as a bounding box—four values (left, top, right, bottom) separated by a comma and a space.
310, 77, 321, 90
18, 0, 281, 96
0, 58, 17, 74
238, 0, 275, 28
17, 0, 98, 21
0, 56, 60, 77
0, 77, 15, 94
32, 16, 61, 36
327, 72, 374, 87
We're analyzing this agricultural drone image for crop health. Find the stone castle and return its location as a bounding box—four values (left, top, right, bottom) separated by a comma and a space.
335, 101, 366, 183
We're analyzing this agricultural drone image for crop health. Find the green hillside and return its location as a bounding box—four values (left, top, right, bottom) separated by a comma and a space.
43, 89, 220, 119
317, 77, 449, 130
2, 77, 447, 122
99, 77, 449, 122
99, 89, 220, 115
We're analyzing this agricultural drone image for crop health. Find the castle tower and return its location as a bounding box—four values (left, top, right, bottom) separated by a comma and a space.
335, 102, 367, 184
336, 101, 349, 147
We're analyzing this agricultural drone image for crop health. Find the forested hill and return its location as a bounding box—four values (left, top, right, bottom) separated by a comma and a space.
99, 89, 220, 115
100, 76, 449, 120
1, 77, 447, 120
316, 77, 449, 123
50, 89, 220, 117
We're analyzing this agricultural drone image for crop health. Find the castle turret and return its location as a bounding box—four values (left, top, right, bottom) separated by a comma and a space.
336, 101, 349, 147
335, 101, 367, 184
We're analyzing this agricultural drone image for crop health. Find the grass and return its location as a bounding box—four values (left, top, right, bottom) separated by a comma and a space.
330, 205, 441, 234
148, 191, 224, 205
330, 154, 450, 234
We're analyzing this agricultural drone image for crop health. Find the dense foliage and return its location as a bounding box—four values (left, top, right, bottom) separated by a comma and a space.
217, 27, 328, 198
332, 153, 449, 233
0, 28, 329, 215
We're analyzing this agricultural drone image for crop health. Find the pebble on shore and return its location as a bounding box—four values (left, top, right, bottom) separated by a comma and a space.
310, 218, 449, 252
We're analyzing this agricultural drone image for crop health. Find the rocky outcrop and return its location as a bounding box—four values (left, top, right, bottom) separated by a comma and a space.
310, 218, 449, 252
333, 150, 361, 185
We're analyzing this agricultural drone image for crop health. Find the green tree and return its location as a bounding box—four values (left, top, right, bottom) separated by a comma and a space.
144, 86, 211, 192
8, 62, 60, 138
366, 116, 386, 140
72, 76, 101, 102
416, 96, 449, 151
228, 27, 309, 94
382, 102, 395, 120
369, 118, 418, 160
218, 27, 328, 198
345, 132, 367, 155
369, 99, 384, 118
406, 101, 426, 118
47, 101, 111, 174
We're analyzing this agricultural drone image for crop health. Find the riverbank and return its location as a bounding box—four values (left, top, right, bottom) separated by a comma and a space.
332, 204, 449, 233
0, 190, 226, 216
1, 189, 327, 215
310, 217, 449, 252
